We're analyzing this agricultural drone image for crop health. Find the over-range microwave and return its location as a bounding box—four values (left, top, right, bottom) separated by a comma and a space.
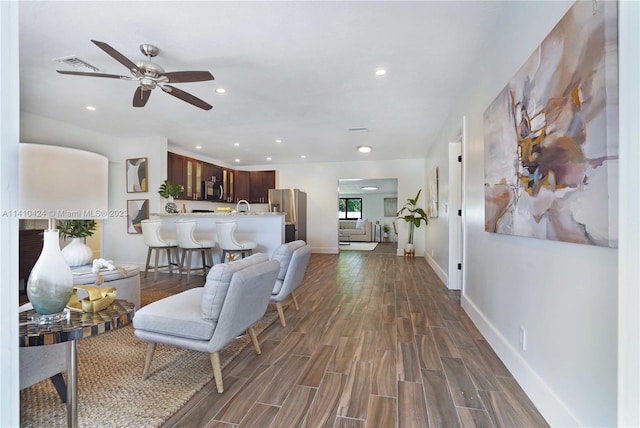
202, 180, 224, 201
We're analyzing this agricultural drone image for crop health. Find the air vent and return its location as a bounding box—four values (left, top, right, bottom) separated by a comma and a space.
348, 127, 368, 132
53, 56, 99, 72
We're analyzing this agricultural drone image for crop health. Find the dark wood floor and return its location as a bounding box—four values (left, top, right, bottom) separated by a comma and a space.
140, 244, 548, 428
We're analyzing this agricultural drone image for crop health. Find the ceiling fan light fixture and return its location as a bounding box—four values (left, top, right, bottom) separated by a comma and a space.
357, 145, 372, 153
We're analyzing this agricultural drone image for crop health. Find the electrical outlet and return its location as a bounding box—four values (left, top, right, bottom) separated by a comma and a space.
519, 326, 527, 351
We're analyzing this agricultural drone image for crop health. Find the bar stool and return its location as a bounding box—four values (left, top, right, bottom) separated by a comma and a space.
141, 219, 180, 281
216, 220, 257, 262
175, 220, 215, 282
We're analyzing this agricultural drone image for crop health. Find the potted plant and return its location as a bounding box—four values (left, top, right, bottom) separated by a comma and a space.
158, 179, 183, 213
396, 189, 428, 253
58, 219, 97, 267
382, 224, 390, 241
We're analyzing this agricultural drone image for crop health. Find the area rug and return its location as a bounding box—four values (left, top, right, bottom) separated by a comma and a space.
20, 290, 279, 428
339, 242, 379, 251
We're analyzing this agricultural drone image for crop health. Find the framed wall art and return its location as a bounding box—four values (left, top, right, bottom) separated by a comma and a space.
127, 199, 149, 234
483, 0, 618, 247
428, 167, 439, 218
383, 198, 397, 217
126, 157, 148, 193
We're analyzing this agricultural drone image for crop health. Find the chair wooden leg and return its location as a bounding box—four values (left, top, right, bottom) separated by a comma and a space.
144, 247, 152, 278
142, 343, 157, 380
210, 351, 224, 393
276, 303, 286, 327
291, 291, 300, 310
173, 247, 182, 274
247, 327, 261, 354
166, 248, 173, 274
179, 248, 186, 277
200, 249, 207, 275
207, 250, 214, 272
186, 250, 193, 282
154, 247, 160, 281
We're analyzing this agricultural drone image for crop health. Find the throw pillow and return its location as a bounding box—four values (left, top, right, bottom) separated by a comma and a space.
356, 218, 367, 230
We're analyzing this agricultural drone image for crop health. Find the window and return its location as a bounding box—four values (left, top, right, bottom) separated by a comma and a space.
339, 198, 362, 220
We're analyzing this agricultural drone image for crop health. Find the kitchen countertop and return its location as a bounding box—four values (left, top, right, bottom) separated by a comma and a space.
151, 212, 285, 217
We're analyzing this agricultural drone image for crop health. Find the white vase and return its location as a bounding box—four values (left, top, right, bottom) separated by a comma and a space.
61, 237, 94, 267
26, 230, 75, 315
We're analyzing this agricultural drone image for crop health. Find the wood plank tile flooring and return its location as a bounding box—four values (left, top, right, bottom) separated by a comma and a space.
139, 243, 548, 427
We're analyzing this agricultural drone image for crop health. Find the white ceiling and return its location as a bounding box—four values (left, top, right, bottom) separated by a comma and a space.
18, 1, 503, 167
338, 178, 398, 196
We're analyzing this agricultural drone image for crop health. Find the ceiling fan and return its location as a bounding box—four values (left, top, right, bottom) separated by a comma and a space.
56, 40, 214, 110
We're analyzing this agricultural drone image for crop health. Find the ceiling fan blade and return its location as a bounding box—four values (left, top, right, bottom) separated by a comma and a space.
161, 85, 212, 111
133, 87, 151, 108
91, 39, 142, 77
57, 70, 132, 80
160, 71, 214, 83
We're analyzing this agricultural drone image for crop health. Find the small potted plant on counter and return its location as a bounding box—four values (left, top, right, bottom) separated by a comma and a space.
59, 219, 97, 267
158, 179, 183, 213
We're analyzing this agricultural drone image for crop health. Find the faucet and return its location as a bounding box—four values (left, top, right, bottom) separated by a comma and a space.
236, 199, 250, 212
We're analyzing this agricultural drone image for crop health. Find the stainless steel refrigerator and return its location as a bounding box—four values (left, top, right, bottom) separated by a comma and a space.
268, 189, 307, 243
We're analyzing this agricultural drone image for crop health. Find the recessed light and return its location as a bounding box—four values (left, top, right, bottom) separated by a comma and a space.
300, 155, 306, 159
362, 186, 379, 190
266, 157, 272, 161
215, 88, 226, 94
357, 145, 372, 153
85, 105, 96, 111
275, 139, 282, 143
233, 142, 240, 147
195, 145, 202, 150
375, 69, 387, 76
235, 158, 240, 163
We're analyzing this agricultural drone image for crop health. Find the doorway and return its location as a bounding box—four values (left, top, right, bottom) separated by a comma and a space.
337, 178, 398, 253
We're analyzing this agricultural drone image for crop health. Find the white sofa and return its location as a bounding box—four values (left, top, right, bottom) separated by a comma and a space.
338, 219, 372, 242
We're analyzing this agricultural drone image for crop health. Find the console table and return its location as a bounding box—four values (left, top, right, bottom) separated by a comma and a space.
19, 300, 135, 428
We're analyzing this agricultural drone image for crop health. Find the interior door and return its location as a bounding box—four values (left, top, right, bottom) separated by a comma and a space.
448, 141, 462, 290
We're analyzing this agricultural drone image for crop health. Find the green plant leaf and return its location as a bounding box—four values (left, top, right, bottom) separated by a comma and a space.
58, 219, 97, 239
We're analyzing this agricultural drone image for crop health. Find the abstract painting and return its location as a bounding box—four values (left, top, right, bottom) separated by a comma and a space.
428, 167, 438, 218
126, 157, 148, 193
384, 198, 397, 217
484, 1, 618, 247
127, 199, 148, 234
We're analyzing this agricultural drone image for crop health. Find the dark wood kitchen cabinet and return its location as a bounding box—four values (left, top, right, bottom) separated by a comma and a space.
234, 170, 251, 203
250, 170, 276, 203
167, 152, 203, 200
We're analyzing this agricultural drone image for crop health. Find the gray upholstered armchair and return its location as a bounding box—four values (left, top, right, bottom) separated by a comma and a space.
270, 240, 312, 327
133, 253, 279, 393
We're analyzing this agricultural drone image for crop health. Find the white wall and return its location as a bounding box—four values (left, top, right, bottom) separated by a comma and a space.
617, 1, 640, 425
269, 159, 425, 255
427, 1, 619, 426
0, 2, 20, 425
20, 112, 168, 266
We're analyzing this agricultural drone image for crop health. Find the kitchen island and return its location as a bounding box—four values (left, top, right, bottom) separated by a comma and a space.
150, 212, 285, 263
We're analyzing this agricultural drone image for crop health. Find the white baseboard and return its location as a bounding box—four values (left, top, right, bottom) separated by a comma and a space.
461, 294, 580, 427
425, 252, 447, 285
